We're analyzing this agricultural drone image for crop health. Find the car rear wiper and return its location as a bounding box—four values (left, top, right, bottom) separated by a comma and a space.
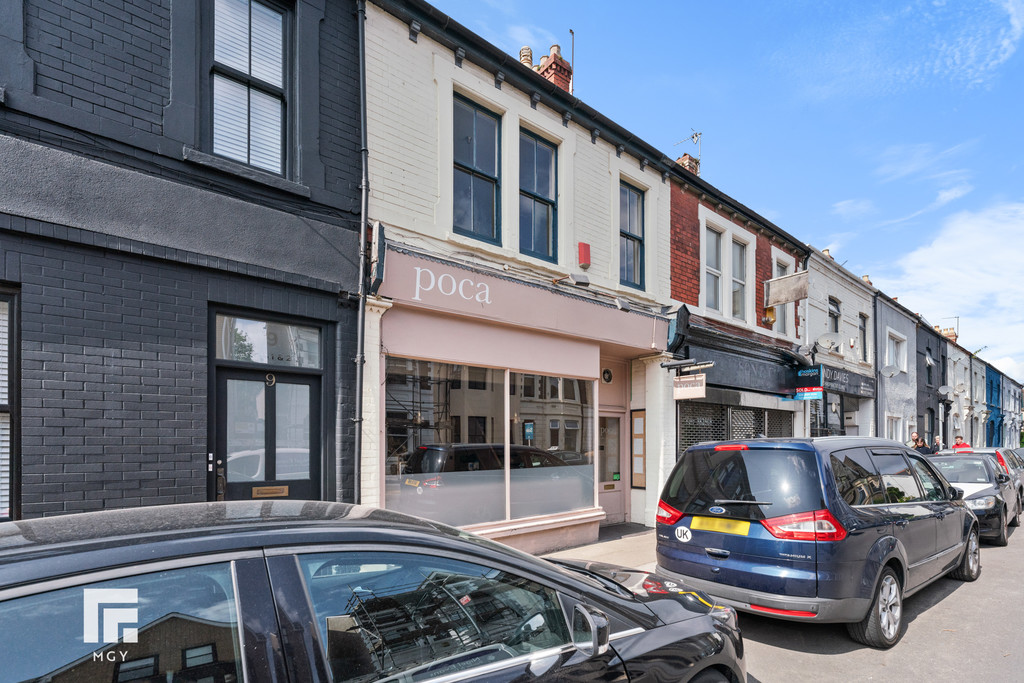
714, 499, 773, 505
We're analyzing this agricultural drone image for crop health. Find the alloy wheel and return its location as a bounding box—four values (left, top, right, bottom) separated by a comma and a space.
877, 574, 902, 641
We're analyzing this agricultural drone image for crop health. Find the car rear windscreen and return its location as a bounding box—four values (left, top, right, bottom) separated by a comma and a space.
663, 447, 824, 520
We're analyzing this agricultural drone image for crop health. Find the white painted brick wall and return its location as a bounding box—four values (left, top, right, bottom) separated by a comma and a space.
364, 4, 672, 306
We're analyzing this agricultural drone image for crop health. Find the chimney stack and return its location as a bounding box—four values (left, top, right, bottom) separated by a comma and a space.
936, 326, 959, 343
862, 274, 873, 286
677, 153, 700, 176
523, 44, 573, 93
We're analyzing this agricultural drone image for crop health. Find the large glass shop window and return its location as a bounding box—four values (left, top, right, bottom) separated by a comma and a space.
384, 358, 595, 527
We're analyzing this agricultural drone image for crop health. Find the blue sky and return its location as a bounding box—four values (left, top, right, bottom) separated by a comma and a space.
430, 0, 1024, 381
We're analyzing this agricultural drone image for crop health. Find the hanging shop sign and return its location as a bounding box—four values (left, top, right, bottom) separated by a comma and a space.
789, 364, 823, 400
674, 373, 707, 400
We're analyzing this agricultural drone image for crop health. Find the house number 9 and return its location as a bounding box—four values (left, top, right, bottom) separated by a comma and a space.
266, 373, 276, 386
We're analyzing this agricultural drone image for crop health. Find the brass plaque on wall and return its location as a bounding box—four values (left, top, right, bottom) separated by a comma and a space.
252, 486, 289, 498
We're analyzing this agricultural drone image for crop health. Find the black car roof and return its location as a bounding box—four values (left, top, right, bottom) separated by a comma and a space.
0, 501, 540, 590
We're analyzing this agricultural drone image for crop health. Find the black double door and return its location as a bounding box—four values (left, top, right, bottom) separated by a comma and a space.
215, 368, 321, 501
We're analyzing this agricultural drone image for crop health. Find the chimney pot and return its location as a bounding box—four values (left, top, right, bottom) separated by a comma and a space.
519, 46, 533, 68
676, 153, 700, 176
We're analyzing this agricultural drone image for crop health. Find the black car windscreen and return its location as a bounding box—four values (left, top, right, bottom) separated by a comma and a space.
664, 448, 824, 520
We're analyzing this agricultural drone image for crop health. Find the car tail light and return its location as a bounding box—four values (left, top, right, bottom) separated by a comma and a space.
750, 604, 817, 618
657, 500, 685, 525
995, 452, 1010, 475
761, 509, 847, 541
714, 444, 749, 451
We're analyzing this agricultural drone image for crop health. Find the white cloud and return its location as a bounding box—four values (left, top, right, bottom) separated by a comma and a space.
832, 199, 875, 220
872, 202, 1024, 381
776, 0, 1024, 99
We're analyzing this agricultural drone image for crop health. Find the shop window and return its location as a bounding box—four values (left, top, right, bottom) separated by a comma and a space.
564, 378, 577, 401
383, 358, 595, 526
468, 366, 487, 390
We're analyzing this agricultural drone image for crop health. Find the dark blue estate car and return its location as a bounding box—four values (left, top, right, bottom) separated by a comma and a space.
655, 437, 980, 649
0, 501, 744, 683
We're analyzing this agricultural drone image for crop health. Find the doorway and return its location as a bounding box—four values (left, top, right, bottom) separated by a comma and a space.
215, 368, 321, 501
597, 414, 626, 524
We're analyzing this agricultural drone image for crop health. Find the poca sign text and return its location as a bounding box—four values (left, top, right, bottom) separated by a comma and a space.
412, 267, 492, 304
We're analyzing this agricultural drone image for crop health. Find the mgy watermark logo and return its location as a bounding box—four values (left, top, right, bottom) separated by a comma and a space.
83, 588, 139, 644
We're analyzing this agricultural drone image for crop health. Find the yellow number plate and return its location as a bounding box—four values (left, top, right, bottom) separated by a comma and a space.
690, 516, 750, 536
404, 478, 420, 487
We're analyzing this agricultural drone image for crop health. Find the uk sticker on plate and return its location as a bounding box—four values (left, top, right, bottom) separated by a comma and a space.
690, 516, 751, 536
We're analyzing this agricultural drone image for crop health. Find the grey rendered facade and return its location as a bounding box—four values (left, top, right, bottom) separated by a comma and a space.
0, 0, 363, 518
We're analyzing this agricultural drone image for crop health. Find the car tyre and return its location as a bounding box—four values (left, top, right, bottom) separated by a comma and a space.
847, 567, 903, 649
1010, 496, 1021, 528
950, 527, 981, 581
689, 669, 729, 683
994, 508, 1009, 546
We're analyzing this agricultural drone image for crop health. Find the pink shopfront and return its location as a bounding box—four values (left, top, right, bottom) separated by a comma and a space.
373, 247, 668, 552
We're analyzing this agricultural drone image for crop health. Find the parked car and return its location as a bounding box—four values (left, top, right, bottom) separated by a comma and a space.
655, 437, 979, 649
929, 452, 1020, 545
939, 447, 1024, 518
0, 501, 745, 683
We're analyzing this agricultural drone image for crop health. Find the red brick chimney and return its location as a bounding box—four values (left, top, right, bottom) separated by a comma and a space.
534, 45, 573, 93
676, 153, 700, 176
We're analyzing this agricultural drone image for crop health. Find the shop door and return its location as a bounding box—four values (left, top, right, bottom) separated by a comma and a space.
215, 369, 321, 501
598, 415, 626, 525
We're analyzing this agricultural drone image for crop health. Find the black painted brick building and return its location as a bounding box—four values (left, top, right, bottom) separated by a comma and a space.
0, 0, 363, 518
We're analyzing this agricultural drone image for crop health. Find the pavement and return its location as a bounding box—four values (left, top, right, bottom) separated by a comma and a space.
543, 522, 657, 571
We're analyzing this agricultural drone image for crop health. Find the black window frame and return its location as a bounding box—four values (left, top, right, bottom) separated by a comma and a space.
0, 290, 18, 522
620, 181, 645, 289
828, 297, 841, 333
858, 314, 869, 362
518, 129, 558, 262
453, 94, 502, 245
205, 0, 292, 176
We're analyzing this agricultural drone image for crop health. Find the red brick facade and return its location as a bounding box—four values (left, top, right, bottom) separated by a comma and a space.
669, 179, 804, 345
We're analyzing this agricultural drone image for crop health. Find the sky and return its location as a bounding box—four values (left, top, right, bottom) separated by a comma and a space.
430, 0, 1024, 381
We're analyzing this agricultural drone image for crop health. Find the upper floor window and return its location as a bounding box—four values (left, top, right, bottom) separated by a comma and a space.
828, 298, 841, 333
706, 228, 723, 312
887, 331, 906, 371
859, 314, 869, 362
619, 182, 645, 289
454, 97, 501, 244
773, 261, 789, 335
731, 240, 747, 320
211, 0, 287, 175
519, 131, 557, 261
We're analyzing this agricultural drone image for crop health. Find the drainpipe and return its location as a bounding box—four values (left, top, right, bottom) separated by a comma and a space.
352, 0, 370, 504
873, 292, 881, 437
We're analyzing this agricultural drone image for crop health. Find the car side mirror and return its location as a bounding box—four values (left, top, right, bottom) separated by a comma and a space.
572, 604, 610, 657
949, 486, 964, 501
996, 473, 1010, 485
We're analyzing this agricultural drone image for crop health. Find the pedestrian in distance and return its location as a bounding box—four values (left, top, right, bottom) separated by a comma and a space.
906, 431, 920, 448
952, 435, 971, 450
914, 437, 936, 455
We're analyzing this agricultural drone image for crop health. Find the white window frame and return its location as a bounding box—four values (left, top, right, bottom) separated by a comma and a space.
699, 205, 756, 326
886, 414, 903, 441
770, 246, 796, 338
886, 328, 908, 372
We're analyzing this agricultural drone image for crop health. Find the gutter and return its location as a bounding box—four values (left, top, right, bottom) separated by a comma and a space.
352, 0, 370, 504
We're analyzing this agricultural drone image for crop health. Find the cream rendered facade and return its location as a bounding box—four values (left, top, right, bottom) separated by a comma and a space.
360, 2, 677, 551
804, 249, 877, 436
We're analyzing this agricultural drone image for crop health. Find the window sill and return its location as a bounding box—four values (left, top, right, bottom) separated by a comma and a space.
183, 147, 311, 197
